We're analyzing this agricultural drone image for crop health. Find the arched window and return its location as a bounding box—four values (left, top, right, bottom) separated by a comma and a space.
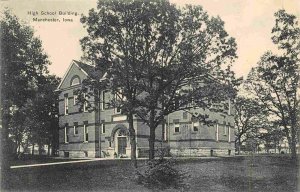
70, 76, 81, 86
117, 129, 127, 136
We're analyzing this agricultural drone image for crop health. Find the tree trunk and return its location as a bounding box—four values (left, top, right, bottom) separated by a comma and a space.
50, 133, 58, 156
32, 143, 35, 156
1, 109, 12, 189
283, 126, 293, 156
47, 143, 51, 156
17, 143, 20, 154
149, 128, 155, 160
38, 144, 42, 155
237, 137, 241, 155
128, 113, 137, 168
51, 143, 56, 156
149, 109, 156, 160
290, 124, 297, 160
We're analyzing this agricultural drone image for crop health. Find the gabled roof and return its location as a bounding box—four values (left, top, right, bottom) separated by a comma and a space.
56, 60, 104, 90
74, 60, 94, 75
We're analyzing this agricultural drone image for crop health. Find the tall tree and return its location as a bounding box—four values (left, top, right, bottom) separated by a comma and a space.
234, 96, 266, 154
26, 75, 60, 155
6, 75, 60, 156
1, 9, 50, 173
259, 124, 285, 154
80, 0, 238, 160
245, 10, 299, 159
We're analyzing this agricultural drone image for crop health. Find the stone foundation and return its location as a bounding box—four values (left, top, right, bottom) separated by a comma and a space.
59, 150, 96, 158
137, 147, 171, 158
59, 147, 234, 158
170, 148, 234, 157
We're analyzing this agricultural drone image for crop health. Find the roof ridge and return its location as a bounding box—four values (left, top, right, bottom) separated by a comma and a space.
73, 60, 95, 67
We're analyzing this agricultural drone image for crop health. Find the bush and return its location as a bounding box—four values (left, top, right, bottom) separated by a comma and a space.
135, 158, 190, 191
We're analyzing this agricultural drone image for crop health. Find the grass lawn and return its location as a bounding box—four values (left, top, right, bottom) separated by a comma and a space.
2, 155, 298, 192
10, 155, 86, 166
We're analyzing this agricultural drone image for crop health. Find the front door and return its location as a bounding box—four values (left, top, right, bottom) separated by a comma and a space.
118, 136, 127, 155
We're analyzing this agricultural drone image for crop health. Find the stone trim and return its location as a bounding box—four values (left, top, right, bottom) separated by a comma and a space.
59, 140, 97, 144
110, 124, 128, 142
59, 122, 98, 130
169, 138, 216, 142
59, 110, 93, 116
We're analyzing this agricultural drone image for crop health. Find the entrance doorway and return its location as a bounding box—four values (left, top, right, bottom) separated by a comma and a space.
118, 137, 127, 155
115, 129, 127, 156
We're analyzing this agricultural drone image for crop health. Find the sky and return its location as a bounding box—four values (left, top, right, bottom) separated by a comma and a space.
1, 0, 300, 78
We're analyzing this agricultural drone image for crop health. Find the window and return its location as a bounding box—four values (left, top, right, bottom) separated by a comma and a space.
71, 76, 80, 86
73, 122, 78, 135
103, 90, 111, 109
174, 123, 180, 133
64, 124, 69, 143
223, 122, 227, 135
228, 125, 231, 142
163, 123, 167, 141
101, 91, 104, 110
64, 94, 68, 115
101, 123, 106, 134
115, 106, 122, 114
73, 94, 78, 105
193, 122, 199, 132
115, 91, 123, 114
83, 123, 88, 142
83, 93, 88, 112
215, 123, 219, 141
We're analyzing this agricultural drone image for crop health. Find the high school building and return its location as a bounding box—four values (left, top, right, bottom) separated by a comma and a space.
57, 60, 235, 158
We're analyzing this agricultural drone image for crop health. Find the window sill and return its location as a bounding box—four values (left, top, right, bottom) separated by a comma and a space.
114, 111, 122, 114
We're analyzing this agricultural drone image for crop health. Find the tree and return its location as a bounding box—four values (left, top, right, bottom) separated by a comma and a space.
1, 9, 50, 173
26, 75, 60, 156
234, 96, 266, 154
5, 75, 60, 156
8, 106, 27, 154
259, 125, 285, 153
80, 0, 238, 160
245, 10, 299, 159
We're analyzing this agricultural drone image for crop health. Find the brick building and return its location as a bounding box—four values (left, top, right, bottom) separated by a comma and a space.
57, 60, 235, 158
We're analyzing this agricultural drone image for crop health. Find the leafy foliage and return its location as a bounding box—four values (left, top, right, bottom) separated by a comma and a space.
259, 127, 285, 153
135, 158, 190, 191
245, 9, 299, 159
234, 96, 268, 153
80, 0, 240, 160
1, 10, 59, 158
1, 10, 50, 107
23, 75, 60, 155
